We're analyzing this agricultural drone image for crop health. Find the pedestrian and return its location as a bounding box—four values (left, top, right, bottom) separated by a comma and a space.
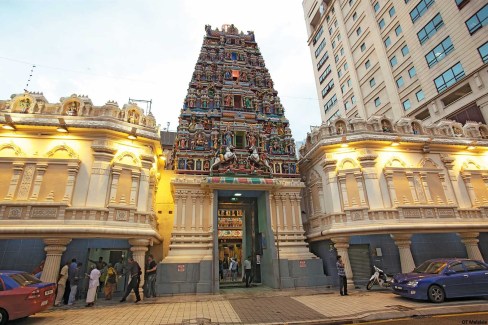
219, 259, 224, 280
104, 263, 117, 300
119, 257, 141, 303
85, 264, 101, 307
229, 257, 238, 282
98, 262, 108, 293
223, 257, 229, 281
68, 262, 82, 305
54, 261, 69, 306
337, 255, 348, 296
244, 256, 252, 287
144, 254, 157, 298
89, 256, 105, 270
114, 258, 126, 292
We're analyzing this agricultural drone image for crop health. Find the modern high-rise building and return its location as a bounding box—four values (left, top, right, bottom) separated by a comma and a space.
303, 0, 488, 125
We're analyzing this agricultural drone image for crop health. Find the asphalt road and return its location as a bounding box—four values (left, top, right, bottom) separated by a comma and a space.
360, 311, 488, 325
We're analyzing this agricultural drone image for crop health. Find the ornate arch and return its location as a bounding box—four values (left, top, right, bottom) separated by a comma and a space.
308, 169, 321, 184
114, 151, 141, 167
46, 144, 79, 159
385, 157, 407, 168
338, 158, 360, 170
418, 158, 439, 169
0, 141, 26, 157
462, 160, 482, 171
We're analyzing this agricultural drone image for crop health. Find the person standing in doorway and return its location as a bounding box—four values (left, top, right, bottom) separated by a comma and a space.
85, 265, 101, 307
68, 262, 82, 305
54, 261, 69, 306
119, 257, 141, 303
144, 254, 157, 298
229, 257, 238, 282
244, 256, 252, 287
336, 255, 348, 296
104, 263, 117, 300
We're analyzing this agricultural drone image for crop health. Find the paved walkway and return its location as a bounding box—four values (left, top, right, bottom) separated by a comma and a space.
14, 287, 488, 325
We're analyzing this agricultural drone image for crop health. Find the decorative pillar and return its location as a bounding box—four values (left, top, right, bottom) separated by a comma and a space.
291, 193, 298, 230
173, 190, 182, 229
419, 172, 434, 204
40, 238, 71, 284
63, 162, 80, 202
338, 175, 350, 208
406, 172, 419, 204
281, 194, 287, 229
391, 234, 416, 273
29, 163, 48, 201
354, 172, 367, 206
129, 170, 141, 206
458, 232, 484, 262
322, 158, 341, 213
181, 195, 187, 230
331, 236, 354, 289
108, 166, 122, 203
358, 152, 384, 209
384, 171, 399, 206
129, 238, 150, 300
191, 194, 197, 229
5, 162, 24, 200
86, 150, 114, 207
438, 172, 454, 204
274, 193, 281, 230
199, 195, 204, 230
461, 172, 480, 207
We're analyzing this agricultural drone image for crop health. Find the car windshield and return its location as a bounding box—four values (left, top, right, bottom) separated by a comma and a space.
9, 272, 43, 286
413, 261, 446, 274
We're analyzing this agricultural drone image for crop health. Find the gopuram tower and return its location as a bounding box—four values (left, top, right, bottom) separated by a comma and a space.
158, 24, 326, 294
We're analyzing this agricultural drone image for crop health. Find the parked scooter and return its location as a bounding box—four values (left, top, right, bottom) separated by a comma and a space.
366, 265, 393, 290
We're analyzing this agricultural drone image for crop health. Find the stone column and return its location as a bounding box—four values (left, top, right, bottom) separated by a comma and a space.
338, 175, 349, 208
458, 232, 485, 262
384, 171, 399, 206
129, 238, 150, 300
63, 162, 80, 203
129, 170, 141, 206
406, 172, 419, 204
40, 238, 71, 284
191, 194, 197, 229
5, 162, 24, 200
322, 158, 341, 213
108, 166, 122, 204
331, 236, 354, 289
461, 173, 480, 206
438, 172, 454, 205
29, 163, 48, 201
280, 195, 288, 229
354, 172, 367, 206
391, 234, 416, 273
359, 153, 384, 209
199, 195, 204, 230
419, 173, 434, 204
173, 190, 182, 229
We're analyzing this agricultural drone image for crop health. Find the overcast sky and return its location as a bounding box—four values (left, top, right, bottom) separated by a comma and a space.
0, 0, 321, 142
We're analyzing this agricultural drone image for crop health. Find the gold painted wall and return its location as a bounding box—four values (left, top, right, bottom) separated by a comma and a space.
116, 169, 132, 204
345, 174, 360, 207
0, 162, 11, 198
39, 165, 68, 202
393, 172, 413, 204
155, 169, 175, 260
426, 173, 447, 204
472, 175, 488, 203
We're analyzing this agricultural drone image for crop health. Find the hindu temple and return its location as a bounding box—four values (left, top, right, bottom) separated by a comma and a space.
158, 24, 326, 294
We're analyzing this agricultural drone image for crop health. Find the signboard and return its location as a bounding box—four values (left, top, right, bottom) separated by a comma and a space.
299, 260, 307, 268
177, 264, 185, 272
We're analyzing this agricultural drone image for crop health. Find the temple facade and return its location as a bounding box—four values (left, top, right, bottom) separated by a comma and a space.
0, 92, 165, 298
158, 24, 326, 294
299, 115, 488, 289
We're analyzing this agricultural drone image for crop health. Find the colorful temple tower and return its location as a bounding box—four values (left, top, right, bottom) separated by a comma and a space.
159, 25, 326, 294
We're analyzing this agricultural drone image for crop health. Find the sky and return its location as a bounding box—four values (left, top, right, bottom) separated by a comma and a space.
0, 0, 321, 142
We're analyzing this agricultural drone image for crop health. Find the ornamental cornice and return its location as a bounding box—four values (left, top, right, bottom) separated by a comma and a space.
129, 238, 151, 248
91, 140, 117, 154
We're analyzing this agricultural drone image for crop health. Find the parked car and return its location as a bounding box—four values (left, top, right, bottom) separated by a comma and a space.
0, 271, 56, 324
392, 258, 488, 303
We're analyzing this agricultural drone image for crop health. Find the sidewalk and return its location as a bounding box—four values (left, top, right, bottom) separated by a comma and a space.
31, 286, 488, 325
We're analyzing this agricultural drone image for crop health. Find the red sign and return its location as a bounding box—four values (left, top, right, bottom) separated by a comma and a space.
299, 260, 306, 268
177, 264, 185, 272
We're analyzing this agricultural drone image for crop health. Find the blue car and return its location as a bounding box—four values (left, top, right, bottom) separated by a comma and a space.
392, 258, 488, 303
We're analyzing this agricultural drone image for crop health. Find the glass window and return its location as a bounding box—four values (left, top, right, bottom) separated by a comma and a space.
365, 60, 371, 69
313, 26, 324, 46
374, 2, 380, 13
315, 39, 326, 58
416, 90, 425, 101
385, 36, 391, 47
334, 20, 338, 27
353, 12, 357, 21
379, 19, 385, 29
332, 40, 336, 49
357, 27, 362, 36
335, 54, 339, 63
338, 33, 342, 41
338, 69, 343, 78
317, 52, 329, 70
319, 65, 332, 84
329, 27, 333, 35
374, 97, 381, 107
395, 25, 403, 36
345, 100, 351, 110
417, 13, 444, 45
344, 62, 349, 70
466, 4, 488, 35
449, 262, 465, 273
479, 41, 488, 63
409, 66, 417, 78
401, 45, 410, 56
324, 94, 338, 113
349, 0, 354, 6
396, 76, 404, 88
425, 37, 454, 68
390, 56, 398, 67
341, 84, 346, 93
403, 99, 411, 110
463, 260, 488, 272
434, 62, 465, 93
340, 48, 345, 56
370, 78, 376, 87
410, 0, 435, 23
361, 43, 366, 52
347, 79, 352, 87
322, 79, 335, 98
389, 6, 396, 17
327, 15, 330, 23
351, 95, 356, 104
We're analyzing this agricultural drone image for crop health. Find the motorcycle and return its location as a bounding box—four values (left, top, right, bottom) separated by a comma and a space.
366, 265, 393, 290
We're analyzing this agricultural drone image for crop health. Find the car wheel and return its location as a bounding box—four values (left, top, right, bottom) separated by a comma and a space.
428, 285, 445, 303
366, 279, 374, 290
0, 308, 8, 325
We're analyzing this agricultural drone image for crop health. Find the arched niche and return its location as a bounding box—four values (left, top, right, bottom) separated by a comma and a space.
0, 142, 26, 157
46, 144, 79, 159
113, 151, 141, 168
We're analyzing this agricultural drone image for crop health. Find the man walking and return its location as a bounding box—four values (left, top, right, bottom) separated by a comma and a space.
54, 261, 69, 306
243, 256, 252, 287
86, 264, 101, 307
120, 257, 141, 303
68, 262, 82, 305
336, 255, 348, 296
144, 254, 157, 298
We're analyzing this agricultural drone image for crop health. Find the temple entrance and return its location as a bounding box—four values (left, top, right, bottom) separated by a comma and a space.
217, 191, 264, 288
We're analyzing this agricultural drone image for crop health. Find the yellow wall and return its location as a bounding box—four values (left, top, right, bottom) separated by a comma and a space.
154, 169, 175, 260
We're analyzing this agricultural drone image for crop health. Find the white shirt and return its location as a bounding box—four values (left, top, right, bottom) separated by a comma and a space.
88, 268, 101, 289
244, 259, 251, 270
58, 265, 69, 285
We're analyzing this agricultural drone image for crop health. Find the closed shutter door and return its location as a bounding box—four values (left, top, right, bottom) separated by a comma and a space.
348, 244, 371, 286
